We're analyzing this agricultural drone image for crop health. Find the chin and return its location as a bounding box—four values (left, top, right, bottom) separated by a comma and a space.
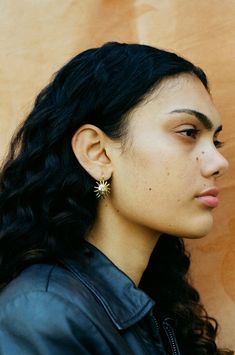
182, 232, 209, 240
174, 213, 214, 239
183, 221, 214, 239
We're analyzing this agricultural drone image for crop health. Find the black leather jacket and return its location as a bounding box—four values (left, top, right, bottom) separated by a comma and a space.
0, 241, 182, 354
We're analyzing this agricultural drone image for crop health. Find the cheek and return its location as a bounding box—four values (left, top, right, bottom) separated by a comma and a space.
130, 145, 188, 196
112, 145, 190, 214
110, 136, 212, 237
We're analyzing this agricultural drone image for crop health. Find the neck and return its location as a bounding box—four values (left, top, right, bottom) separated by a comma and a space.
85, 200, 160, 287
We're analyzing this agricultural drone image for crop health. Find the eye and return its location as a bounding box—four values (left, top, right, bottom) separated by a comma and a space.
212, 131, 225, 148
178, 128, 200, 139
214, 139, 224, 149
177, 128, 225, 149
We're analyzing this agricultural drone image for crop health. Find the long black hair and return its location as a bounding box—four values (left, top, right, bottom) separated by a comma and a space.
0, 42, 232, 354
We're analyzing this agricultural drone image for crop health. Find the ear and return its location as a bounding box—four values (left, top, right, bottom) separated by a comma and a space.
71, 124, 113, 180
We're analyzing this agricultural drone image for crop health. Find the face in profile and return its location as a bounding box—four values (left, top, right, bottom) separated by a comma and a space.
109, 74, 229, 239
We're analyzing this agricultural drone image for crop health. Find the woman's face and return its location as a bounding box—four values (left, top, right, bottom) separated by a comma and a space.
109, 74, 229, 238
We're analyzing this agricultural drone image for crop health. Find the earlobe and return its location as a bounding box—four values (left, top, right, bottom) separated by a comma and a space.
71, 124, 112, 180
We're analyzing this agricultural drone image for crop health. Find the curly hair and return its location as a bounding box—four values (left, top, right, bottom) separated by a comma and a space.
0, 42, 232, 354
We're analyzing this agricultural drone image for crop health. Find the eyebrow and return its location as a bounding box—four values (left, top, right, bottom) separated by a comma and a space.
169, 109, 222, 133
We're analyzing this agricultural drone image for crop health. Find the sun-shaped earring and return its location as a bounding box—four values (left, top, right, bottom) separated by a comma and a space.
94, 177, 111, 199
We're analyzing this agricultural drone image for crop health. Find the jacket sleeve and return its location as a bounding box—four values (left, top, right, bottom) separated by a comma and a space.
0, 291, 109, 355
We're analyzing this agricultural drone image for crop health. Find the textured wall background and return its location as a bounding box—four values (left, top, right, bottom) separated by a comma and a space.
0, 0, 234, 349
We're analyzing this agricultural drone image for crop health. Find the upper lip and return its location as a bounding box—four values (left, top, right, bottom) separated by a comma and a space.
197, 187, 219, 197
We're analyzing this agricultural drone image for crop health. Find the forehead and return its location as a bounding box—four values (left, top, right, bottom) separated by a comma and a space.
133, 74, 221, 128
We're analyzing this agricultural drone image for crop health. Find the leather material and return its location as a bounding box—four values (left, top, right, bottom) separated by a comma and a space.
0, 241, 182, 354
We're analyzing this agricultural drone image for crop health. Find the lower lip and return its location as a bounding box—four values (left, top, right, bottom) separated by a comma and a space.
196, 196, 219, 208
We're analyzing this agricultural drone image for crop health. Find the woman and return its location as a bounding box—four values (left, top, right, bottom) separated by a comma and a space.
0, 42, 233, 354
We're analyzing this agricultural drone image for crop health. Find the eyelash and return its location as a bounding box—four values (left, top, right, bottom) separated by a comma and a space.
178, 128, 225, 148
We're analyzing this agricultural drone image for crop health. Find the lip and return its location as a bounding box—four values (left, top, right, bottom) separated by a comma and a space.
196, 187, 219, 208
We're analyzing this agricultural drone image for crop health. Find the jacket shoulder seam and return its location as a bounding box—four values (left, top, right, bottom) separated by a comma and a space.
45, 264, 57, 291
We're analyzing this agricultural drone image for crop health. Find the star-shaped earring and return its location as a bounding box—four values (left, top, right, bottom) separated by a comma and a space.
94, 177, 111, 199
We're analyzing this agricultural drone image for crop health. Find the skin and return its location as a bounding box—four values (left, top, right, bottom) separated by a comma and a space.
72, 74, 229, 286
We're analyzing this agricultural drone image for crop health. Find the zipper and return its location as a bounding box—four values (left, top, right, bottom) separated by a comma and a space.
162, 319, 181, 355
150, 313, 168, 355
152, 314, 160, 332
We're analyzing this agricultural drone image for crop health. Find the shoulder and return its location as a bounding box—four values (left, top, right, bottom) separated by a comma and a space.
0, 262, 94, 321
0, 263, 109, 354
0, 290, 107, 354
0, 261, 101, 314
0, 262, 93, 308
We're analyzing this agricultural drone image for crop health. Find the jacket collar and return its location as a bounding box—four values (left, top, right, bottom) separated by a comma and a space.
61, 240, 155, 330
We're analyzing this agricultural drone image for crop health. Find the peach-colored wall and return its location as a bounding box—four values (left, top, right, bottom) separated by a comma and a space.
0, 0, 234, 350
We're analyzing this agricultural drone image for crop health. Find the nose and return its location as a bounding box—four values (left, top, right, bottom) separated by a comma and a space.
200, 148, 229, 179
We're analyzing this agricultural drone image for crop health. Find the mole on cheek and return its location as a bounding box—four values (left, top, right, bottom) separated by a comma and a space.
196, 157, 199, 161
201, 151, 205, 154
148, 187, 152, 191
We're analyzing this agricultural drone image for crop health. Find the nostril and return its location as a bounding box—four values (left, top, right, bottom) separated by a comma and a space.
212, 171, 220, 178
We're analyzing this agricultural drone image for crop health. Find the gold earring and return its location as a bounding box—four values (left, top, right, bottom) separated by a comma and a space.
94, 177, 111, 199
